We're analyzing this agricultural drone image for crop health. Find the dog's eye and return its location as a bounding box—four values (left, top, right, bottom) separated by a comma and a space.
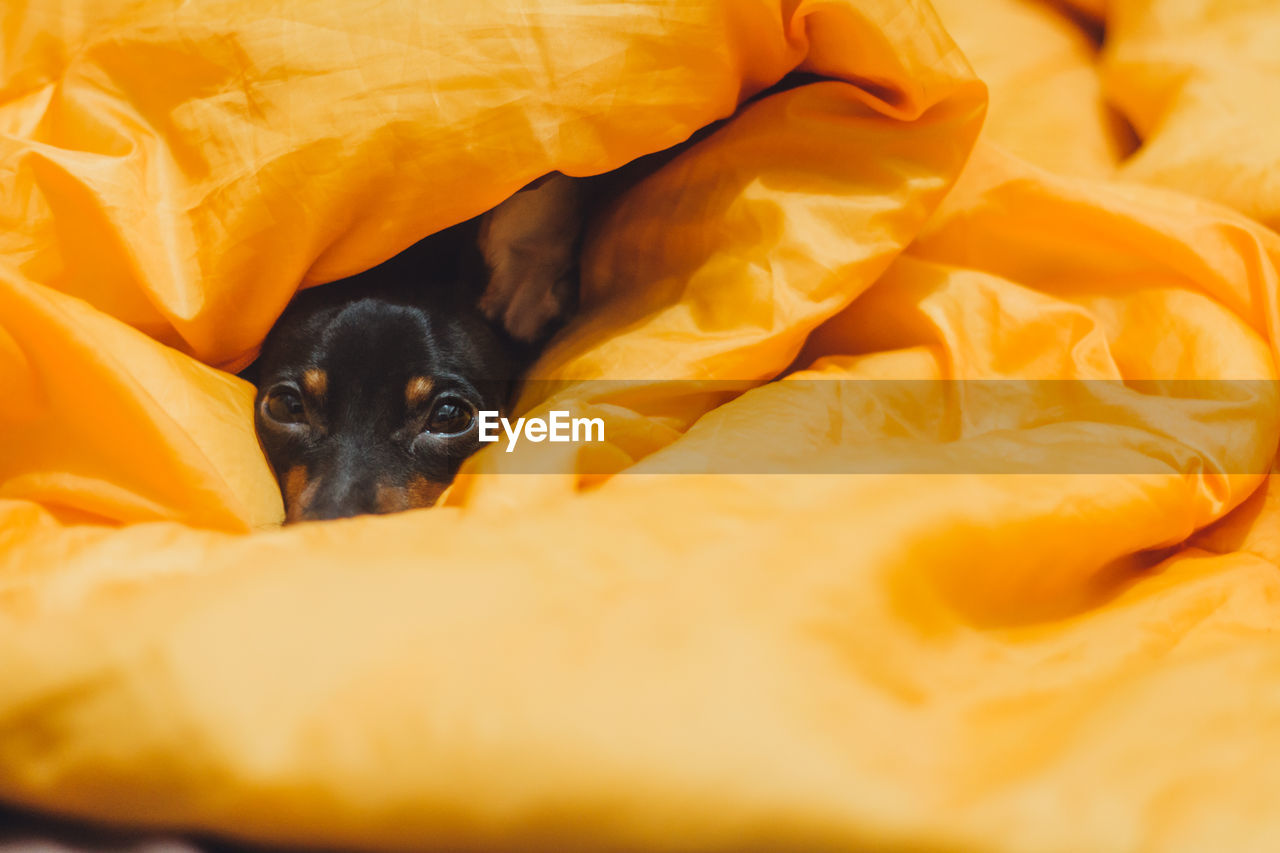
426, 395, 475, 435
264, 385, 308, 426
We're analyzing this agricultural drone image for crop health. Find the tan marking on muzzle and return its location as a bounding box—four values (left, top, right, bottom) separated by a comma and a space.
407, 476, 447, 509
370, 477, 447, 514
373, 482, 410, 515
283, 465, 320, 524
285, 466, 309, 517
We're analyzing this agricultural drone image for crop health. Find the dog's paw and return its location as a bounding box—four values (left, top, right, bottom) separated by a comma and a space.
476, 172, 583, 344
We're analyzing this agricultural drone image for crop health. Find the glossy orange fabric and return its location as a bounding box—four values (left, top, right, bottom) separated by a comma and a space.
2, 1, 1280, 850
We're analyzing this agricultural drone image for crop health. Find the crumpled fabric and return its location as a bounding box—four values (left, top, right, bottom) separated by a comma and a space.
2, 0, 1280, 850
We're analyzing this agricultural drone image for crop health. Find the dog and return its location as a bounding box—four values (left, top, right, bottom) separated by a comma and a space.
250, 173, 583, 523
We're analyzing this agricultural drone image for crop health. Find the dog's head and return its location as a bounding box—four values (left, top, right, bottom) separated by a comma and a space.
251, 174, 583, 523
253, 277, 511, 523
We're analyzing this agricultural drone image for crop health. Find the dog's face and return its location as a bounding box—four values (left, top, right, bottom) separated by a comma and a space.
253, 285, 510, 523
252, 173, 583, 523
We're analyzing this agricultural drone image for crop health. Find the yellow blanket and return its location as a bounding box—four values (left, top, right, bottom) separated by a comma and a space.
3, 0, 1280, 849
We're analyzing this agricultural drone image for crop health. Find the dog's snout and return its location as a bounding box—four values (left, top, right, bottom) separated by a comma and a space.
281, 446, 381, 522
283, 456, 448, 523
295, 468, 380, 522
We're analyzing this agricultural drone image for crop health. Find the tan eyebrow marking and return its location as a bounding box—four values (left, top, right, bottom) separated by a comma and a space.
406, 376, 434, 408
302, 368, 327, 403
